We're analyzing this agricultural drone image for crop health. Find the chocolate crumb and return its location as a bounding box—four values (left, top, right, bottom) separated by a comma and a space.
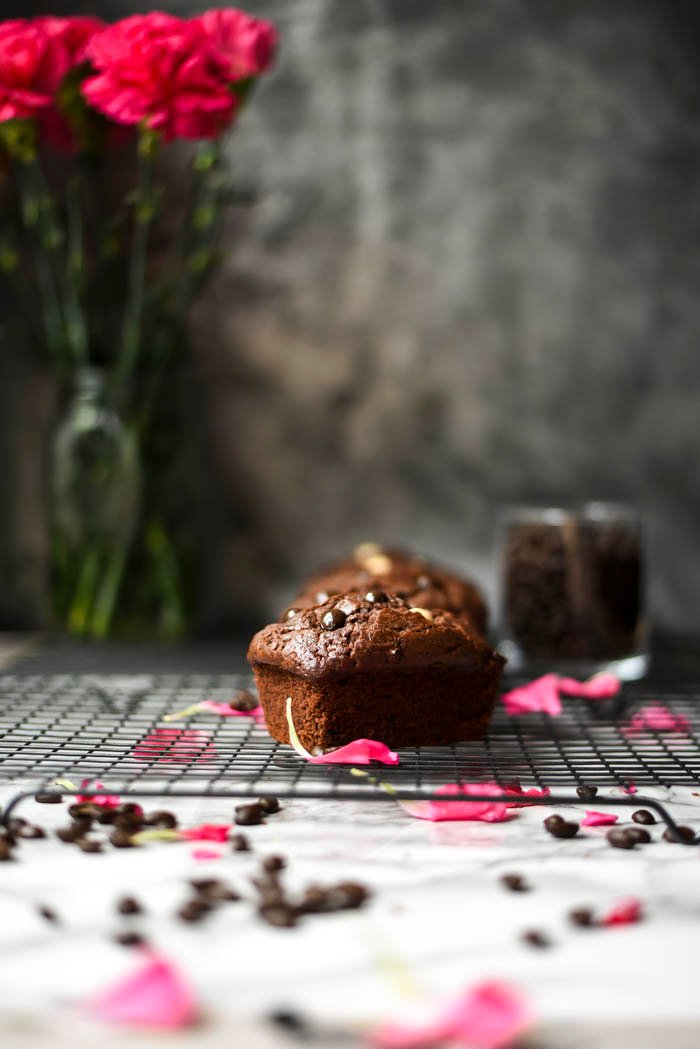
37, 904, 59, 924
77, 839, 103, 853
523, 929, 551, 949
259, 904, 298, 928
231, 833, 251, 852
117, 896, 143, 916
114, 931, 146, 947
569, 907, 595, 928
177, 899, 212, 923
501, 873, 529, 893
262, 855, 286, 874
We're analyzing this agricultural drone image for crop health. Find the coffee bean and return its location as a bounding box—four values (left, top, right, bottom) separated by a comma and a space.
258, 796, 281, 815
259, 904, 297, 928
321, 608, 346, 630
663, 825, 695, 844
0, 839, 14, 862
230, 689, 258, 712
115, 931, 145, 947
117, 896, 143, 916
109, 830, 137, 849
607, 829, 636, 850
177, 899, 212, 923
37, 905, 59, 924
576, 785, 598, 801
501, 873, 528, 892
523, 929, 551, 948
632, 809, 656, 825
262, 855, 286, 874
625, 827, 651, 845
365, 591, 388, 604
145, 810, 178, 829
78, 839, 103, 853
231, 833, 250, 852
569, 907, 595, 928
35, 793, 62, 804
235, 804, 264, 826
544, 817, 578, 839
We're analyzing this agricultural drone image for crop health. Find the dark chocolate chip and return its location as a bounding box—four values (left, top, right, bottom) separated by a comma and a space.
321, 608, 346, 631
258, 796, 280, 815
177, 899, 212, 923
632, 809, 656, 825
37, 905, 59, 924
117, 896, 143, 916
626, 827, 651, 845
145, 810, 178, 829
231, 833, 250, 852
576, 785, 598, 801
109, 830, 137, 849
523, 929, 551, 949
569, 907, 595, 928
663, 825, 696, 844
230, 689, 259, 712
34, 792, 62, 804
544, 816, 578, 839
258, 904, 298, 928
235, 804, 265, 826
607, 829, 636, 850
262, 855, 286, 874
77, 839, 103, 853
365, 590, 388, 604
114, 931, 146, 947
501, 873, 529, 893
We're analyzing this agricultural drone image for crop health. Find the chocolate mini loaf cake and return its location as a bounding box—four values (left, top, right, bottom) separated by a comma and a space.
292, 543, 488, 636
248, 592, 504, 751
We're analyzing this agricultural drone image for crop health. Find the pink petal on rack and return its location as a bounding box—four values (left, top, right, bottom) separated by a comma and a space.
601, 897, 643, 927
501, 675, 562, 717
191, 848, 223, 861
581, 810, 618, 827
181, 824, 232, 843
622, 704, 690, 737
370, 980, 532, 1049
308, 739, 400, 766
504, 785, 551, 807
621, 782, 637, 794
85, 951, 199, 1029
559, 673, 621, 699
77, 779, 121, 808
132, 728, 217, 764
199, 700, 265, 721
401, 783, 512, 823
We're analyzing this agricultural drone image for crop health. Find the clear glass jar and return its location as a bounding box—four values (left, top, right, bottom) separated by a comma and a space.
498, 502, 648, 680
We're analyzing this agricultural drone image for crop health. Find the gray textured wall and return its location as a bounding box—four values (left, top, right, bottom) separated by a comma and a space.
3, 0, 700, 632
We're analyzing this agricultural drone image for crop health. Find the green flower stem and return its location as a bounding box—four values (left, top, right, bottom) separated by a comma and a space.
63, 173, 89, 364
113, 127, 159, 396
89, 542, 128, 639
66, 547, 100, 636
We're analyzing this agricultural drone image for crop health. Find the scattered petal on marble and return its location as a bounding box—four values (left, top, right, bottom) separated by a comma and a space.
559, 673, 621, 699
132, 728, 217, 764
286, 697, 399, 765
623, 704, 690, 737
581, 810, 619, 827
621, 782, 637, 795
401, 784, 512, 823
180, 824, 232, 843
602, 898, 643, 927
191, 848, 223, 861
77, 780, 121, 808
501, 675, 562, 717
370, 980, 531, 1049
504, 785, 551, 807
84, 951, 199, 1029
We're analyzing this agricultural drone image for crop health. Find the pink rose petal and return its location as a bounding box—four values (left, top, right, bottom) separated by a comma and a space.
132, 728, 217, 764
77, 779, 121, 808
401, 783, 512, 823
191, 848, 223, 861
581, 810, 619, 827
623, 704, 690, 737
180, 823, 232, 843
370, 980, 532, 1049
504, 785, 551, 807
559, 672, 621, 699
621, 781, 637, 795
602, 897, 643, 927
199, 700, 265, 722
85, 951, 198, 1029
307, 738, 400, 766
501, 674, 562, 717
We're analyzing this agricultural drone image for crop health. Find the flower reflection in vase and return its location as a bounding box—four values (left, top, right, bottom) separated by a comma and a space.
0, 9, 277, 638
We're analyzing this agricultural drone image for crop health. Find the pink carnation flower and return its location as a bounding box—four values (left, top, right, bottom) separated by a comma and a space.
0, 19, 55, 122
196, 8, 277, 79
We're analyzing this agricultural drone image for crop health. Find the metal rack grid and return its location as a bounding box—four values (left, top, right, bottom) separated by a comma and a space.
0, 672, 699, 797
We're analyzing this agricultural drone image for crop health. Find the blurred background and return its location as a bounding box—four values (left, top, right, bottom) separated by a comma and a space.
2, 0, 700, 635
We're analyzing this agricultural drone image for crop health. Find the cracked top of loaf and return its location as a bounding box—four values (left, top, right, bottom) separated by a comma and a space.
248, 592, 503, 680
